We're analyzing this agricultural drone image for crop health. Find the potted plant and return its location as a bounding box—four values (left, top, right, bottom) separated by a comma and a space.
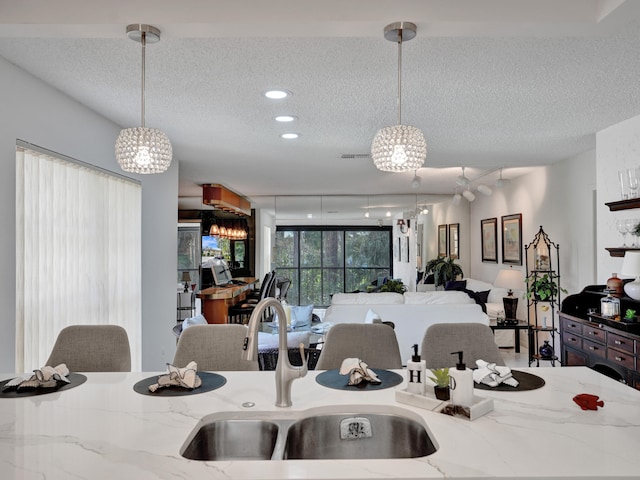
526, 272, 567, 301
376, 279, 407, 294
424, 257, 464, 287
428, 368, 450, 400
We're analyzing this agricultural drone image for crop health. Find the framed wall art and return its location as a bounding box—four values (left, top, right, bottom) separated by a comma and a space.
501, 213, 523, 265
448, 223, 459, 260
481, 217, 498, 263
438, 224, 448, 257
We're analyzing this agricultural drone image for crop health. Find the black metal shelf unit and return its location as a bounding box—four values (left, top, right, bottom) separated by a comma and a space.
525, 226, 561, 366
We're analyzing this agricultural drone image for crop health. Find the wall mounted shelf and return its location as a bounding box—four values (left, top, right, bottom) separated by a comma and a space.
606, 247, 640, 258
605, 198, 640, 211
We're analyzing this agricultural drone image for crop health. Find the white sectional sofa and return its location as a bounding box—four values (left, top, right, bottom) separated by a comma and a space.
322, 291, 490, 361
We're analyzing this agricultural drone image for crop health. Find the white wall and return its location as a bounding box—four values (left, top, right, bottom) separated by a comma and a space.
0, 57, 179, 372
468, 151, 596, 297
596, 114, 640, 283
426, 198, 472, 279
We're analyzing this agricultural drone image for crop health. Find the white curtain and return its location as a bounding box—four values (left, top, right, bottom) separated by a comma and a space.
16, 146, 142, 372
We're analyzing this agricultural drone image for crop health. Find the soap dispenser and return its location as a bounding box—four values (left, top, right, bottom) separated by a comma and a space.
406, 344, 427, 395
449, 351, 474, 407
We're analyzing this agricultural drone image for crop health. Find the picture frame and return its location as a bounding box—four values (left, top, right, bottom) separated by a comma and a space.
438, 224, 448, 257
402, 236, 409, 263
501, 213, 523, 265
481, 218, 498, 263
448, 223, 459, 260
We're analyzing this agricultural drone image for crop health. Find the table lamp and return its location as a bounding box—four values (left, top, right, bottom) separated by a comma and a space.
181, 271, 191, 292
494, 267, 523, 323
621, 251, 640, 300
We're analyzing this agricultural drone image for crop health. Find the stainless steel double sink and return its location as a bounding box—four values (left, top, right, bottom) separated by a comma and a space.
181, 404, 438, 461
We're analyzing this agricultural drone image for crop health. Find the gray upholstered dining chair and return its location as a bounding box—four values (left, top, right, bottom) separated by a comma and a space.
46, 324, 132, 372
315, 323, 402, 370
172, 324, 259, 371
420, 322, 505, 369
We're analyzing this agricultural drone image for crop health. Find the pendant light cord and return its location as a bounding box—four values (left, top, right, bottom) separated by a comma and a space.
140, 31, 146, 128
397, 29, 403, 125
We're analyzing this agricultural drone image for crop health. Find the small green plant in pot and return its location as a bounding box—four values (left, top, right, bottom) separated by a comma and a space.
428, 368, 450, 400
526, 272, 567, 301
424, 257, 464, 287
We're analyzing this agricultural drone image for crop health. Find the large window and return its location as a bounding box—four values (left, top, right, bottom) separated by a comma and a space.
274, 227, 392, 307
16, 145, 142, 371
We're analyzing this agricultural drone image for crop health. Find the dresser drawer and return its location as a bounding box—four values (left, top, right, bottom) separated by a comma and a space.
583, 324, 606, 343
607, 349, 636, 371
562, 333, 582, 350
607, 332, 635, 355
561, 318, 583, 336
583, 338, 606, 359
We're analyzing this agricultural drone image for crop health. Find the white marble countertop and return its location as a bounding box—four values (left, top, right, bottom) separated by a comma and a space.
0, 367, 639, 479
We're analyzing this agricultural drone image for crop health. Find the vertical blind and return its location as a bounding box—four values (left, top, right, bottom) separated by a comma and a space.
16, 146, 142, 372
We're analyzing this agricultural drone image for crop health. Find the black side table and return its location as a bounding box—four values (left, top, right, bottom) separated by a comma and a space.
489, 319, 529, 353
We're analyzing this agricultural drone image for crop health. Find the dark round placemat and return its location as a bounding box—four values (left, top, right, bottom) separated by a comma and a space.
0, 372, 87, 398
474, 370, 545, 391
133, 371, 226, 396
315, 368, 403, 391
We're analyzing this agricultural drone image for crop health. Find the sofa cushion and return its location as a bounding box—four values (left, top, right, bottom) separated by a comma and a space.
464, 278, 494, 293
474, 290, 491, 303
330, 292, 404, 305
445, 280, 467, 291
290, 304, 314, 327
403, 291, 475, 305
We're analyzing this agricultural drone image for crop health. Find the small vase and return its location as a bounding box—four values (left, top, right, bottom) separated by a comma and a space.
434, 386, 450, 401
539, 340, 554, 359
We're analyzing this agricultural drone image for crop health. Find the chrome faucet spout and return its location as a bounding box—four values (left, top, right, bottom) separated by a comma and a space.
242, 297, 308, 407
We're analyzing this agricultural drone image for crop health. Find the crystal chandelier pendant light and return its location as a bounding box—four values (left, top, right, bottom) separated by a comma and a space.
115, 24, 172, 174
371, 22, 426, 173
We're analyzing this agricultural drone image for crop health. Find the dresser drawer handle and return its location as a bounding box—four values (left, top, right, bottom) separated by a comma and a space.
614, 340, 623, 345
570, 324, 576, 328
569, 337, 577, 342
589, 346, 598, 351
615, 356, 624, 362
588, 331, 598, 336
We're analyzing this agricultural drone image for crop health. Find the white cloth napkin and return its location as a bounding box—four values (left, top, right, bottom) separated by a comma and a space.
148, 361, 202, 392
339, 357, 381, 385
472, 359, 519, 388
3, 364, 71, 390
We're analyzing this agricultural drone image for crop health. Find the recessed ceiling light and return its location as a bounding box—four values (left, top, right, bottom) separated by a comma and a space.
264, 89, 291, 99
307, 213, 313, 219
386, 211, 391, 217
274, 115, 297, 122
281, 133, 299, 140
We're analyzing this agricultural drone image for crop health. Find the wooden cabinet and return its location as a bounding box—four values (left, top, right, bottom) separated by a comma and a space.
559, 313, 639, 388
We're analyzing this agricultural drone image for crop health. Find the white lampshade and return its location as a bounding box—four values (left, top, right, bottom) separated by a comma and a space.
621, 251, 640, 300
494, 268, 523, 293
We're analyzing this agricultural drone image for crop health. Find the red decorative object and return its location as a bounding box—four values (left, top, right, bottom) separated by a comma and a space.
572, 393, 604, 411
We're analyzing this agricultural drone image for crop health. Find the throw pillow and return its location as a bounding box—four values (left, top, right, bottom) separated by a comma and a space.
290, 304, 314, 327
474, 290, 490, 303
182, 314, 207, 330
364, 308, 382, 324
445, 280, 467, 291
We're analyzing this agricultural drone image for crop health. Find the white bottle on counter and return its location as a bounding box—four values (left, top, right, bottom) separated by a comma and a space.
406, 344, 427, 395
449, 351, 474, 407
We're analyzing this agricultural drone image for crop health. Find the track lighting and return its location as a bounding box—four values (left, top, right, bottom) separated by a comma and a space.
456, 166, 469, 187
495, 168, 511, 188
477, 183, 493, 196
462, 188, 475, 202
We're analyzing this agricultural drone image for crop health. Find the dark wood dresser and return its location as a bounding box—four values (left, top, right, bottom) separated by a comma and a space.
560, 284, 640, 390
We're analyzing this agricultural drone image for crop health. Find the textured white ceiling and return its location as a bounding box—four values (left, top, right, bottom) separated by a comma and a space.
1, 0, 639, 217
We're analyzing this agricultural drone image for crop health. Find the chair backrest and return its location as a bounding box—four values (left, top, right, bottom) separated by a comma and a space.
258, 271, 274, 295
315, 323, 402, 370
173, 324, 259, 371
277, 277, 291, 301
46, 325, 131, 372
420, 322, 505, 369
263, 271, 278, 300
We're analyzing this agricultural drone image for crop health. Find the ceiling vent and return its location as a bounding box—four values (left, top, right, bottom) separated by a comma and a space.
341, 153, 371, 159
202, 184, 251, 216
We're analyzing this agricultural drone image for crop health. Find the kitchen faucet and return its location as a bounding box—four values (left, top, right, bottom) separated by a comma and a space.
242, 297, 308, 407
